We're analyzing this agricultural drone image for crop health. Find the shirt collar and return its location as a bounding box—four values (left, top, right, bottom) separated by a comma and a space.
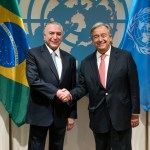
96, 45, 111, 59
45, 43, 61, 58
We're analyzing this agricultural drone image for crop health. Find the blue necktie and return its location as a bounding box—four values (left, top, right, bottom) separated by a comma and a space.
51, 52, 58, 71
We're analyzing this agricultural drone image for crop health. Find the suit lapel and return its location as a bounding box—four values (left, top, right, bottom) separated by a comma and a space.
89, 49, 119, 88
41, 45, 59, 80
59, 50, 67, 83
106, 47, 118, 87
89, 51, 102, 85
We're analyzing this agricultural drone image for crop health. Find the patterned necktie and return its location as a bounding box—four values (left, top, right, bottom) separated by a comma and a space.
51, 52, 58, 71
99, 54, 106, 88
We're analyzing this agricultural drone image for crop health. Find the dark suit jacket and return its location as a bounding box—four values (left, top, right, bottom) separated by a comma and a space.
26, 44, 77, 127
71, 46, 140, 133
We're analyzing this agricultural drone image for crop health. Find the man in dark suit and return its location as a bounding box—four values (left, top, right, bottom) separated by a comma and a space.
60, 22, 140, 150
26, 21, 77, 150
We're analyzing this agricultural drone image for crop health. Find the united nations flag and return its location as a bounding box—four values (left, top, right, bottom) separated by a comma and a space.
119, 0, 150, 111
0, 0, 29, 126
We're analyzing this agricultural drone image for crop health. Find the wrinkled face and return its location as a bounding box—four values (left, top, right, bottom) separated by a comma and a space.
44, 24, 63, 50
91, 26, 112, 54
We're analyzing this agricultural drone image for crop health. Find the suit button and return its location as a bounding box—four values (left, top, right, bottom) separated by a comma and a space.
105, 93, 108, 96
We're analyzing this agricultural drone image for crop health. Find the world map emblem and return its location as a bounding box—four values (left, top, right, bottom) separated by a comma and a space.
19, 0, 129, 67
127, 7, 150, 54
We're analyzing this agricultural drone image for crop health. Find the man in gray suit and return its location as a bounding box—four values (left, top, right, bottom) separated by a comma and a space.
26, 21, 77, 150
60, 22, 140, 150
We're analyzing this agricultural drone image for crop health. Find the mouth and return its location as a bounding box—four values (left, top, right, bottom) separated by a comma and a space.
51, 41, 59, 45
96, 42, 105, 47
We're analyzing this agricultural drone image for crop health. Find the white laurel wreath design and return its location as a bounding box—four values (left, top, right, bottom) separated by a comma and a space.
127, 7, 150, 54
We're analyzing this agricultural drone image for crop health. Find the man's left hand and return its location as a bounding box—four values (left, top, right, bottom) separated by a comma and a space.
131, 114, 139, 128
67, 118, 75, 131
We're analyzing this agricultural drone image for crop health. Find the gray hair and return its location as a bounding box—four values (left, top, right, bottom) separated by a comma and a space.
90, 22, 112, 38
43, 21, 64, 35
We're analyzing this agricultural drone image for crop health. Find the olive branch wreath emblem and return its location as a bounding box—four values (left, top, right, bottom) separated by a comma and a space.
127, 7, 150, 54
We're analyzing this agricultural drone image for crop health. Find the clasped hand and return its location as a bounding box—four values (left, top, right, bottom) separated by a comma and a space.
56, 88, 72, 103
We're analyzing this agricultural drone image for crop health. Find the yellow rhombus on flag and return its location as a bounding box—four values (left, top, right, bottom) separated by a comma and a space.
0, 0, 30, 127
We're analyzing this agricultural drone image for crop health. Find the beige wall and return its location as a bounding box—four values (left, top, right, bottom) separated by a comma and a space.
0, 100, 148, 150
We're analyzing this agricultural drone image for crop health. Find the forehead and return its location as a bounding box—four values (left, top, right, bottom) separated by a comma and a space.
45, 24, 62, 32
92, 26, 109, 34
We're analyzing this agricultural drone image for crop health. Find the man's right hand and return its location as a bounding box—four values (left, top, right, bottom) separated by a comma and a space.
56, 89, 72, 103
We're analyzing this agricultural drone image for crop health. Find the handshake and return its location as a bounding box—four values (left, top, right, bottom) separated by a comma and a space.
56, 88, 72, 103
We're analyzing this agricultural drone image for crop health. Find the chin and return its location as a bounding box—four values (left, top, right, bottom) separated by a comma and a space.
98, 46, 106, 50
52, 45, 58, 49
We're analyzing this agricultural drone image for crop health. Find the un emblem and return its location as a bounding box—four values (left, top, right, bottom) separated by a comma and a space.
20, 0, 129, 66
127, 7, 150, 54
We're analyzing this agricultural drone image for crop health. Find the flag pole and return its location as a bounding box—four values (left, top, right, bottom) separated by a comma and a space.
9, 116, 12, 150
146, 111, 148, 150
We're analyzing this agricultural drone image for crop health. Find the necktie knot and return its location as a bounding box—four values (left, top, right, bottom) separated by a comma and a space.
101, 54, 106, 60
51, 51, 57, 57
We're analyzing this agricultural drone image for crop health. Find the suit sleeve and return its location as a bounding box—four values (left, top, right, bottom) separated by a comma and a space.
128, 52, 140, 114
68, 58, 77, 119
70, 60, 88, 101
26, 50, 58, 100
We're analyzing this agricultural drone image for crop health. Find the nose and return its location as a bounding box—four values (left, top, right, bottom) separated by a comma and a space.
53, 33, 57, 39
97, 35, 103, 41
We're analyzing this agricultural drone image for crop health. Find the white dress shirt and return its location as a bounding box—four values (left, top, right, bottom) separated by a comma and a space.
45, 44, 62, 79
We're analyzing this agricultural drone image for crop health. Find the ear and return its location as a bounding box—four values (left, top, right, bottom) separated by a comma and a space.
43, 35, 46, 41
110, 34, 113, 43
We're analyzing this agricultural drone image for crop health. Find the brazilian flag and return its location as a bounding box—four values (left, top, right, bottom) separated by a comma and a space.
0, 0, 29, 126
